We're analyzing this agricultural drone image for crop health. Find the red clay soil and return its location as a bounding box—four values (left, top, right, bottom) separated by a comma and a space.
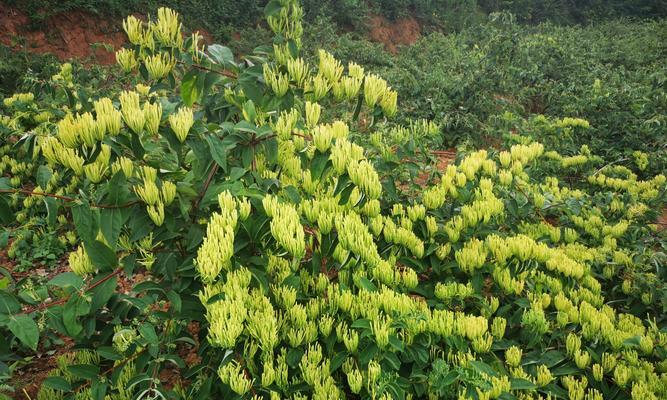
366, 14, 421, 54
0, 4, 126, 64
658, 207, 667, 232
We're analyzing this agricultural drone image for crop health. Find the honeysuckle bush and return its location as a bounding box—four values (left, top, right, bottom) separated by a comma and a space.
316, 16, 667, 175
0, 3, 666, 400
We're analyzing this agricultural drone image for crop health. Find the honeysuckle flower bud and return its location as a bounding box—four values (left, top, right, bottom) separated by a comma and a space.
401, 268, 419, 289
318, 49, 343, 83
379, 88, 397, 117
455, 238, 488, 274
491, 317, 506, 339
348, 62, 364, 79
566, 333, 581, 357
639, 336, 653, 355
123, 15, 144, 45
161, 181, 177, 205
591, 363, 603, 382
84, 159, 107, 183
144, 52, 176, 80
436, 243, 451, 260
305, 101, 321, 128
189, 31, 205, 63
169, 107, 194, 142
372, 316, 392, 349
264, 64, 289, 97
116, 48, 138, 72
287, 57, 309, 87
312, 125, 333, 153
364, 74, 387, 108
331, 120, 349, 138
135, 179, 160, 205
262, 361, 276, 386
153, 7, 183, 48
343, 328, 359, 352
195, 210, 237, 283
143, 101, 162, 135
367, 360, 382, 386
69, 245, 94, 276
94, 98, 122, 135
575, 350, 591, 369
347, 160, 382, 200
218, 361, 253, 395
147, 202, 165, 226
56, 114, 81, 148
238, 197, 251, 221
535, 365, 553, 387
112, 328, 137, 353
268, 201, 305, 259
347, 368, 363, 394
119, 91, 145, 133
273, 108, 299, 141
341, 76, 362, 100
613, 364, 631, 387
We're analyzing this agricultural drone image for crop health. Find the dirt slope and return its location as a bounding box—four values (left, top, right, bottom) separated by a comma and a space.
0, 4, 126, 64
366, 14, 421, 53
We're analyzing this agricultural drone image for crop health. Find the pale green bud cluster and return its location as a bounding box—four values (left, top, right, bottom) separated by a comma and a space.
68, 245, 94, 276
116, 48, 139, 72
168, 106, 194, 142
194, 196, 238, 282
264, 64, 290, 97
143, 101, 162, 135
218, 361, 253, 395
264, 195, 306, 259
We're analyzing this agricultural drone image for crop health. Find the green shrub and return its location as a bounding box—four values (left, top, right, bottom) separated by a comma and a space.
0, 3, 666, 400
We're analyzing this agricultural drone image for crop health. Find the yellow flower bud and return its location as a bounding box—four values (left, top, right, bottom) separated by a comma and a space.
144, 52, 176, 80
143, 101, 162, 135
169, 107, 194, 142
116, 48, 138, 72
68, 245, 94, 276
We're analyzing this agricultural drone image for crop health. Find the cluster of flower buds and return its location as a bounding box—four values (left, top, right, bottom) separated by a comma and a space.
169, 106, 194, 142
267, 0, 304, 47
218, 361, 253, 395
68, 245, 94, 276
264, 64, 290, 97
264, 195, 306, 259
195, 191, 239, 283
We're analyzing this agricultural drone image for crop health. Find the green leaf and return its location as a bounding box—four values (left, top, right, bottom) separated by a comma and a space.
205, 135, 229, 172
63, 294, 90, 337
67, 364, 100, 380
100, 208, 125, 249
36, 165, 52, 190
181, 70, 203, 106
89, 274, 118, 312
43, 197, 58, 228
469, 360, 497, 377
207, 44, 235, 66
85, 240, 117, 270
264, 0, 283, 17
91, 380, 108, 400
72, 203, 97, 244
42, 376, 72, 392
242, 100, 257, 123
9, 315, 39, 350
310, 153, 330, 181
510, 378, 538, 390
47, 272, 84, 290
0, 292, 20, 314
356, 276, 378, 292
0, 196, 13, 224
139, 322, 159, 344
